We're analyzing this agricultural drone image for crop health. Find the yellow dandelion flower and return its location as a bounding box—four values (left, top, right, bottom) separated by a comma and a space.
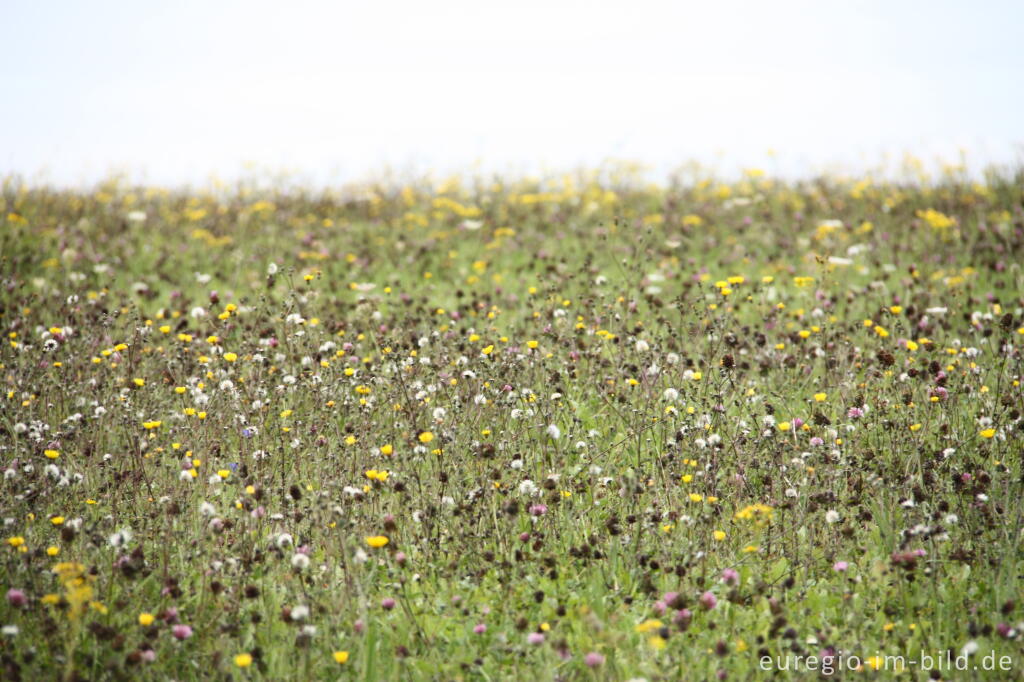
635, 619, 663, 634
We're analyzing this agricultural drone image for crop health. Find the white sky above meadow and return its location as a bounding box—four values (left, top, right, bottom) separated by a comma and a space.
2, 0, 1022, 186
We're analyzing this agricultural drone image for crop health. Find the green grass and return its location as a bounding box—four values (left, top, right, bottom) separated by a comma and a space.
1, 165, 1023, 680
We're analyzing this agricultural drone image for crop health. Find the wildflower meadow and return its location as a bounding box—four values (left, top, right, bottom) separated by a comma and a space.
1, 164, 1022, 680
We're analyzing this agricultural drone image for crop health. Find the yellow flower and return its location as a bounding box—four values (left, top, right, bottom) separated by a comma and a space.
689, 493, 703, 503
813, 393, 827, 402
138, 613, 155, 626
713, 530, 726, 541
735, 504, 775, 526
365, 535, 389, 548
47, 546, 60, 556
44, 449, 60, 459
979, 428, 996, 439
777, 421, 791, 431
380, 444, 393, 456
133, 378, 145, 387
217, 469, 230, 479
223, 352, 238, 362
481, 345, 494, 355
234, 653, 253, 668
635, 619, 663, 634
916, 208, 955, 230
909, 423, 922, 432
418, 431, 434, 443
333, 651, 350, 664
50, 516, 65, 525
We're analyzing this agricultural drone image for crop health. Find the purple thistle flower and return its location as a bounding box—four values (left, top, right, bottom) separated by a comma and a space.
673, 608, 692, 629
6, 588, 26, 607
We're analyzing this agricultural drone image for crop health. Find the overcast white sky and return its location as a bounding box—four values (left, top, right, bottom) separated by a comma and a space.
2, 0, 1022, 186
